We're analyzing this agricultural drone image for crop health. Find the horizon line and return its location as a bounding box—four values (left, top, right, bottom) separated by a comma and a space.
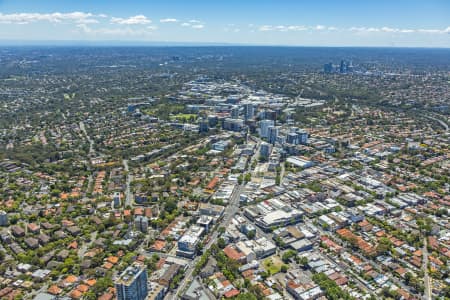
0, 40, 449, 49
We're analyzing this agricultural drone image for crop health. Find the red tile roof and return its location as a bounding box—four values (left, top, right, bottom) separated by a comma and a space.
206, 176, 219, 190
224, 289, 240, 298
223, 245, 245, 261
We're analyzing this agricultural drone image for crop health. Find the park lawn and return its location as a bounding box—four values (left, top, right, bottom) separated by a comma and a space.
263, 256, 284, 275
63, 93, 76, 100
169, 113, 198, 122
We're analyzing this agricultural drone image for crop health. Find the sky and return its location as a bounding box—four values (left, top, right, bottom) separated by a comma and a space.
0, 0, 449, 47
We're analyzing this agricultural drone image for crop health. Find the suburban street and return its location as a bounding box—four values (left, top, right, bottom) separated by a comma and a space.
80, 120, 95, 197
304, 218, 415, 298
423, 237, 432, 300
79, 121, 95, 157
425, 114, 449, 132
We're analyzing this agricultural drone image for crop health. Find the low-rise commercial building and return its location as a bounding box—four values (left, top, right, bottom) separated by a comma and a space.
177, 225, 205, 258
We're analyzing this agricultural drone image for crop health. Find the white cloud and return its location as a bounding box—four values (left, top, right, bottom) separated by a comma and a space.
287, 25, 308, 31
258, 25, 314, 32
417, 29, 441, 33
76, 23, 156, 36
160, 18, 178, 23
78, 18, 100, 24
258, 25, 274, 31
350, 26, 450, 34
350, 27, 379, 32
180, 20, 205, 29
315, 25, 325, 30
111, 15, 151, 25
259, 24, 450, 34
0, 12, 99, 24
260, 24, 328, 31
381, 27, 396, 32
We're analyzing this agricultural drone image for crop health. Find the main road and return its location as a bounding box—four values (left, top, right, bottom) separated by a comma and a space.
122, 159, 133, 208
173, 183, 243, 299
171, 139, 262, 298
423, 237, 432, 300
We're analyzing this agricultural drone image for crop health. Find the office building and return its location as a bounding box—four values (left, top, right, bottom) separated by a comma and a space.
196, 215, 214, 232
134, 216, 149, 233
198, 203, 225, 217
115, 263, 148, 300
236, 237, 276, 260
276, 135, 286, 145
323, 62, 333, 73
340, 60, 346, 73
259, 120, 274, 139
244, 103, 254, 120
286, 128, 308, 145
286, 132, 298, 144
298, 130, 308, 144
177, 225, 205, 258
113, 192, 121, 208
147, 282, 167, 300
207, 115, 218, 127
231, 106, 240, 119
198, 119, 209, 133
256, 209, 303, 232
0, 211, 8, 226
222, 118, 244, 132
346, 60, 354, 72
260, 142, 272, 159
262, 110, 277, 121
212, 140, 230, 152
268, 126, 278, 145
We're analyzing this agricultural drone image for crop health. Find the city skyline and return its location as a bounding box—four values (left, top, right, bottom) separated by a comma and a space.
0, 0, 449, 47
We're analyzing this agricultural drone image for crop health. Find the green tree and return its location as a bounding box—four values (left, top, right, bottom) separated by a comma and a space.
298, 256, 308, 267
235, 293, 257, 300
244, 173, 251, 183
92, 276, 113, 295
84, 291, 96, 300
246, 230, 255, 239
217, 238, 226, 249
165, 199, 177, 214
237, 175, 243, 185
282, 250, 297, 263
